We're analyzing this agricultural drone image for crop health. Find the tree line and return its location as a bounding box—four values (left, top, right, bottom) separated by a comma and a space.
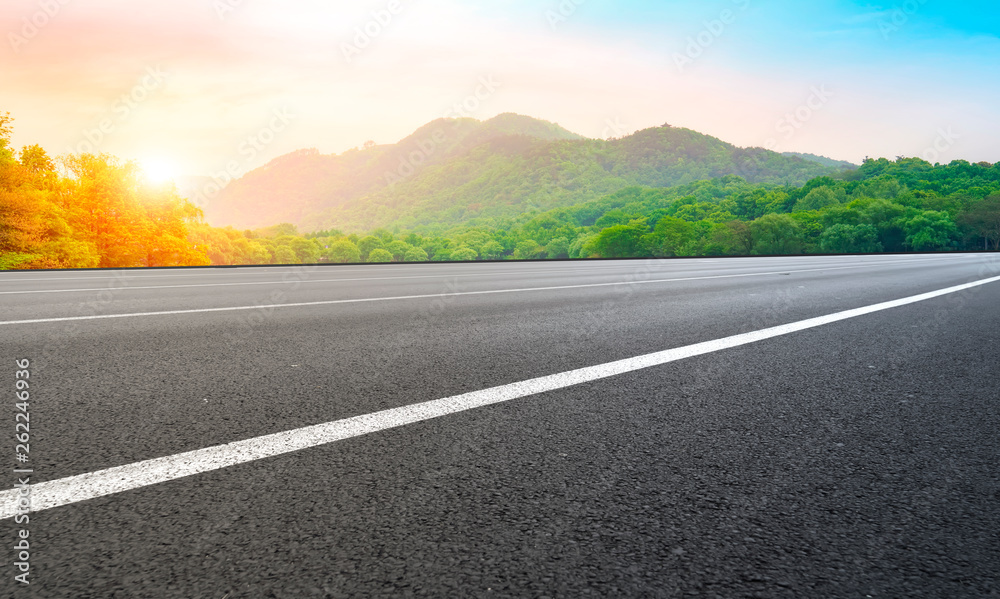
2, 111, 998, 270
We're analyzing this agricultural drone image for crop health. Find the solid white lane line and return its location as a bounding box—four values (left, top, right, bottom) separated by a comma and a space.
0, 256, 950, 295
2, 272, 998, 519
0, 258, 950, 326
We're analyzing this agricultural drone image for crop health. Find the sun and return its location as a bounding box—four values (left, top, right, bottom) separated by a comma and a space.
140, 158, 177, 184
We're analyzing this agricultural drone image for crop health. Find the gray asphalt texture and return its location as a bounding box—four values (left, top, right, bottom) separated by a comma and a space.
1, 254, 999, 598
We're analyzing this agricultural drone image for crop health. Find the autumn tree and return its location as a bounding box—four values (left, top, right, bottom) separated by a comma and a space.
58, 153, 187, 268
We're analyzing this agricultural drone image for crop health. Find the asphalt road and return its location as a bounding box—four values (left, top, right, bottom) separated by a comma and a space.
1, 254, 999, 598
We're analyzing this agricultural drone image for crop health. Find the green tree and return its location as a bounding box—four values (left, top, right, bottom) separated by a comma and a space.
403, 246, 429, 262
431, 247, 452, 262
358, 235, 384, 261
819, 224, 883, 254
481, 240, 505, 260
273, 245, 299, 264
371, 228, 395, 242
386, 240, 412, 261
513, 239, 544, 260
450, 247, 479, 261
793, 186, 839, 212
545, 237, 570, 259
904, 211, 957, 251
257, 223, 299, 238
367, 248, 393, 263
958, 194, 1000, 250
569, 233, 597, 258
326, 239, 361, 263
643, 216, 696, 257
710, 221, 754, 255
289, 237, 322, 264
588, 222, 648, 258
750, 214, 803, 255
245, 241, 272, 264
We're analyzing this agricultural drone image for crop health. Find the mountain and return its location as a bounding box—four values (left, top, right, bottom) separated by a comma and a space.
782, 152, 857, 170
200, 114, 582, 229
200, 114, 842, 232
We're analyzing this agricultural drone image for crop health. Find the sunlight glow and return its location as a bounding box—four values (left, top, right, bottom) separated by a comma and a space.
140, 158, 177, 184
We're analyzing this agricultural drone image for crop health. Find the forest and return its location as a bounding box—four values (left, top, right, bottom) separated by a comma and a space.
2, 111, 999, 270
204, 114, 842, 232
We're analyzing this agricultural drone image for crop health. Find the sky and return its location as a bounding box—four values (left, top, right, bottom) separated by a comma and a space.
2, 0, 999, 182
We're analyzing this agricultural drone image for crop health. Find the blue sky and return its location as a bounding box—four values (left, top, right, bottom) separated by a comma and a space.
542, 1, 1000, 78
3, 0, 998, 179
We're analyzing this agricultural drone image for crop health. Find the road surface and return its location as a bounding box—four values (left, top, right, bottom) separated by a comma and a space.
1, 254, 999, 597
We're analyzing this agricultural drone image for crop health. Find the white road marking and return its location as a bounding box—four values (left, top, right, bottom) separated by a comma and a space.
0, 269, 636, 295
0, 257, 949, 295
2, 272, 998, 519
0, 261, 697, 283
0, 258, 949, 325
0, 254, 962, 283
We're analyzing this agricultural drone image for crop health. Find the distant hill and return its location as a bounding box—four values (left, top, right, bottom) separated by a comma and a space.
782, 152, 857, 170
200, 114, 842, 232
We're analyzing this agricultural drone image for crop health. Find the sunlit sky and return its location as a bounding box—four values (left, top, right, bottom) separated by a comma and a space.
3, 0, 999, 180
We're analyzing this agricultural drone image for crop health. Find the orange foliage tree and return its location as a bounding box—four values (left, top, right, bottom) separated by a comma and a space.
0, 111, 216, 269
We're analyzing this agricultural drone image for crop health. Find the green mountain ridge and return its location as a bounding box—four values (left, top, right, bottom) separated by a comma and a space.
782, 151, 857, 170
202, 114, 843, 232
